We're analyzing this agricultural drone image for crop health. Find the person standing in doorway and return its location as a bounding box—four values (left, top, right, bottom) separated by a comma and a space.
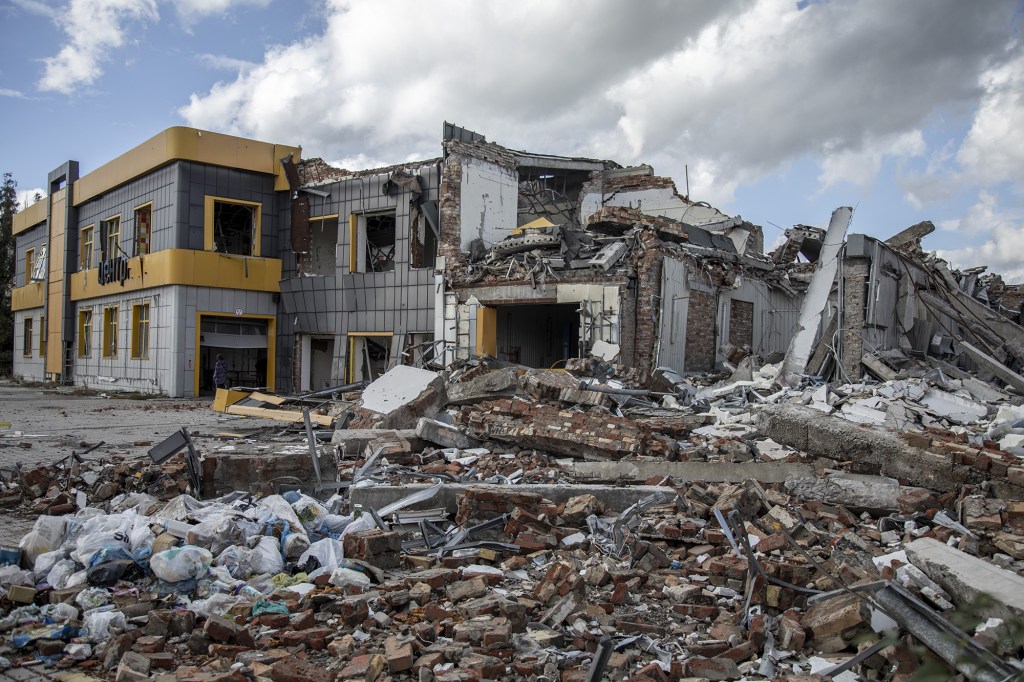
213, 354, 228, 390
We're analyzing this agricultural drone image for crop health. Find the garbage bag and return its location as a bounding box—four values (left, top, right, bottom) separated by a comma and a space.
87, 560, 134, 586
32, 550, 65, 581
149, 546, 212, 583
45, 560, 77, 590
75, 587, 111, 611
291, 494, 329, 531
298, 538, 345, 575
72, 531, 131, 567
40, 603, 78, 623
249, 537, 284, 576
0, 565, 34, 589
19, 516, 66, 565
187, 516, 245, 555
82, 609, 126, 643
214, 545, 253, 580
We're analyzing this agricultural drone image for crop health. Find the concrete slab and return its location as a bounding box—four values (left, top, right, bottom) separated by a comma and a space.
569, 460, 814, 484
361, 365, 445, 415
905, 537, 1024, 623
349, 483, 679, 515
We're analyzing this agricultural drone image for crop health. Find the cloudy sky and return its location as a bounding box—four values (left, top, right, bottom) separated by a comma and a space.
2, 0, 1023, 280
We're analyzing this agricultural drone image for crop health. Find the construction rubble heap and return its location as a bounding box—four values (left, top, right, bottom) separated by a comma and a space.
1, 345, 1023, 682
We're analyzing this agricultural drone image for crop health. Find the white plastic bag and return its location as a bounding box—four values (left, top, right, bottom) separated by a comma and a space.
248, 537, 284, 576
328, 566, 371, 589
32, 550, 65, 580
19, 516, 66, 564
214, 545, 253, 580
45, 560, 77, 590
0, 565, 34, 589
83, 609, 126, 643
291, 495, 329, 531
298, 538, 345, 574
149, 546, 212, 583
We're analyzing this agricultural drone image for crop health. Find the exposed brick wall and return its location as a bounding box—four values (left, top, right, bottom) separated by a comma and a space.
728, 300, 754, 349
685, 290, 717, 372
438, 155, 465, 278
455, 398, 677, 460
292, 337, 302, 394
630, 231, 665, 379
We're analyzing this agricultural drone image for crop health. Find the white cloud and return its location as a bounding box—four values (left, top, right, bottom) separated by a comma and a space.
174, 0, 270, 27
17, 188, 46, 209
180, 0, 1020, 217
957, 51, 1024, 186
37, 0, 159, 95
818, 130, 925, 192
10, 0, 59, 19
936, 191, 1024, 282
0, 88, 27, 98
198, 53, 257, 72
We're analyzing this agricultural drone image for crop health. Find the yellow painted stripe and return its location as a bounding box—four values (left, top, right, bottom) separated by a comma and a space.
68, 249, 282, 301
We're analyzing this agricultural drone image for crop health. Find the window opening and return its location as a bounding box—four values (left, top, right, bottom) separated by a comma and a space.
78, 309, 93, 357
134, 204, 152, 256
102, 307, 118, 358
410, 214, 437, 269
40, 316, 46, 358
213, 201, 256, 255
24, 248, 34, 286
101, 216, 121, 260
301, 216, 338, 276
365, 213, 396, 272
81, 226, 94, 270
23, 318, 32, 357
132, 303, 150, 359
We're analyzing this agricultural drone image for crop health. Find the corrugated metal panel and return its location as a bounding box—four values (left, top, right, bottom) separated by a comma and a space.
657, 258, 688, 370
732, 279, 802, 357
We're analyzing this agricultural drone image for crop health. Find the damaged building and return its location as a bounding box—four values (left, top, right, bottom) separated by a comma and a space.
10, 123, 1023, 397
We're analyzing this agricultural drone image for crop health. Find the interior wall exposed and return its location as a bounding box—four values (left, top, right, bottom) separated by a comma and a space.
495, 303, 579, 368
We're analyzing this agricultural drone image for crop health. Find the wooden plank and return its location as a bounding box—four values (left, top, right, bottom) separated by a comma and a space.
225, 404, 334, 426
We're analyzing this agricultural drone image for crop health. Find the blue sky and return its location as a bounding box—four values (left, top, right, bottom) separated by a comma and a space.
2, 0, 1023, 281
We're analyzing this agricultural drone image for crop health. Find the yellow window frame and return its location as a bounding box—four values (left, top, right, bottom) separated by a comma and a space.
204, 196, 262, 256
78, 309, 93, 357
81, 225, 95, 271
25, 248, 34, 286
131, 302, 151, 359
102, 306, 119, 358
101, 214, 121, 260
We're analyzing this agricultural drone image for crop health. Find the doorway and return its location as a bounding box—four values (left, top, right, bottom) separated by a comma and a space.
495, 304, 579, 368
299, 335, 335, 392
196, 314, 275, 395
347, 333, 393, 383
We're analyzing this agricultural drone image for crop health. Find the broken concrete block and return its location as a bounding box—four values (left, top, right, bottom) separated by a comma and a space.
906, 537, 1024, 646
446, 369, 520, 405
560, 494, 604, 526
415, 417, 481, 449
115, 652, 151, 682
352, 366, 447, 429
343, 529, 402, 569
785, 474, 924, 515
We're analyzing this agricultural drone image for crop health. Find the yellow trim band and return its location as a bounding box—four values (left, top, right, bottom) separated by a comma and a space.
68, 249, 282, 301
12, 282, 45, 311
73, 127, 300, 206
12, 200, 46, 237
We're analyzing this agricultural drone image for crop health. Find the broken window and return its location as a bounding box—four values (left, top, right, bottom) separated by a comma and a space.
102, 306, 118, 358
80, 225, 94, 271
348, 334, 391, 382
101, 216, 120, 260
24, 248, 33, 286
300, 216, 338, 276
78, 309, 93, 358
132, 303, 150, 359
208, 198, 260, 256
350, 211, 396, 273
134, 203, 152, 256
410, 213, 437, 269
